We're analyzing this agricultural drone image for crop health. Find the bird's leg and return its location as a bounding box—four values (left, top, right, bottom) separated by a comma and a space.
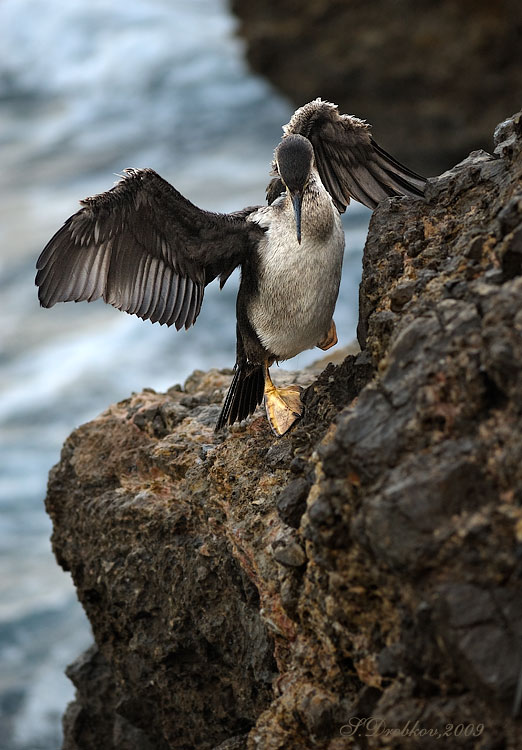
316, 319, 337, 351
263, 363, 303, 437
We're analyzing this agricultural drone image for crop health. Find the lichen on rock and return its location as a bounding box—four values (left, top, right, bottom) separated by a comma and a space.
47, 111, 522, 749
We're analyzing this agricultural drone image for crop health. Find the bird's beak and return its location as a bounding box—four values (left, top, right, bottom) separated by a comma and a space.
291, 191, 303, 244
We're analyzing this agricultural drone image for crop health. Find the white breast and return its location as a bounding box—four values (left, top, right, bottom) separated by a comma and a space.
247, 183, 345, 361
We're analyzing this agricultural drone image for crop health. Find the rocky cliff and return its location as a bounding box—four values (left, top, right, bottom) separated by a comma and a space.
46, 110, 522, 749
231, 0, 522, 175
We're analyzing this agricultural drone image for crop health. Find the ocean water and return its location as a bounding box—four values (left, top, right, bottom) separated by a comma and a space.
0, 0, 370, 747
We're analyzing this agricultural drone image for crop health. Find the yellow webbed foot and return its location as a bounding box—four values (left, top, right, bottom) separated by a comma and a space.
264, 371, 303, 436
316, 319, 338, 351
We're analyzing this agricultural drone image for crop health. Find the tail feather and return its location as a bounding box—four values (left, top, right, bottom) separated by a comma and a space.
215, 363, 265, 432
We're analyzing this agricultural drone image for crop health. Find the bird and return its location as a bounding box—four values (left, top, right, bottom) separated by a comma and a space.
36, 98, 426, 436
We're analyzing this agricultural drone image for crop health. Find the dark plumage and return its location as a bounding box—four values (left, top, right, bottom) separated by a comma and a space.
266, 99, 425, 211
36, 99, 427, 435
36, 169, 263, 330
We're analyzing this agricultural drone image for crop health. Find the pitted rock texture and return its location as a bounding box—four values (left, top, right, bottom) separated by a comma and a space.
48, 111, 522, 749
231, 0, 522, 175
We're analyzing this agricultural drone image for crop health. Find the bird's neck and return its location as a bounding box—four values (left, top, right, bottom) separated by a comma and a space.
289, 169, 337, 239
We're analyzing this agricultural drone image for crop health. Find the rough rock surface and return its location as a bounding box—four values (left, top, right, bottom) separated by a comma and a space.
47, 111, 522, 749
231, 0, 522, 175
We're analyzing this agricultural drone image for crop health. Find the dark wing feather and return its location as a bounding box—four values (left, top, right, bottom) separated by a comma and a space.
282, 99, 427, 212
36, 168, 263, 329
266, 177, 285, 205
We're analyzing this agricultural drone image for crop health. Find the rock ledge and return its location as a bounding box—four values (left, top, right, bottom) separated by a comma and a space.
48, 111, 522, 749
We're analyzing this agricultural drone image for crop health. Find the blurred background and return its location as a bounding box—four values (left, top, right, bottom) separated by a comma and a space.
0, 0, 520, 748
0, 1, 368, 747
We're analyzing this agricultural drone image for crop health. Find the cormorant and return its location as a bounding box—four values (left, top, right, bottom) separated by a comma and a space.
36, 99, 426, 436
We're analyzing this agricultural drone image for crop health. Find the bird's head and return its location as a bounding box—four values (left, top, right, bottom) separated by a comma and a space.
274, 134, 314, 244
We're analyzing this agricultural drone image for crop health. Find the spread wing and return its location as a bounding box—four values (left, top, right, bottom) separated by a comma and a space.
276, 98, 427, 212
36, 168, 263, 330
